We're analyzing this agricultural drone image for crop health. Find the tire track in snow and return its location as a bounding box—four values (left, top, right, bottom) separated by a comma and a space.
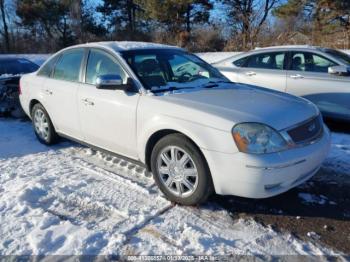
59, 147, 177, 237
65, 146, 340, 256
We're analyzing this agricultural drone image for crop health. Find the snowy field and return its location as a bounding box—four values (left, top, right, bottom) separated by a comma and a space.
0, 119, 349, 257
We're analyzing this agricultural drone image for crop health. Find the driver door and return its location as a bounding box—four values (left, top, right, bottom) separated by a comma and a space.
78, 48, 140, 159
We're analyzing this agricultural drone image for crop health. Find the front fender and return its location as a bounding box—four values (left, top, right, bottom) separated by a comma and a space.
137, 114, 238, 164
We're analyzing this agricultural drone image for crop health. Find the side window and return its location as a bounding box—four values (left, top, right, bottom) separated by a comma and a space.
86, 49, 126, 85
275, 53, 285, 70
245, 52, 286, 70
233, 56, 248, 67
291, 52, 337, 73
37, 55, 58, 77
53, 49, 84, 82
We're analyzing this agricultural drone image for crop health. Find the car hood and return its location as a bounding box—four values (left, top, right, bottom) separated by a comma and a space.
153, 83, 319, 131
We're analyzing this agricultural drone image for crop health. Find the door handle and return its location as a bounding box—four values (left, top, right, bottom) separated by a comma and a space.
82, 98, 94, 106
290, 74, 304, 79
44, 89, 53, 95
245, 71, 256, 76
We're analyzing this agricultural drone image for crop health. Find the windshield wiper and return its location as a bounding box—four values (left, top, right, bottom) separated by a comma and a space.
202, 80, 233, 89
150, 80, 233, 93
150, 86, 195, 94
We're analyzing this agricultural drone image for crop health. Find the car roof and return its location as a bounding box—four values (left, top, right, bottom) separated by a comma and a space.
246, 45, 330, 55
66, 41, 182, 52
215, 45, 332, 65
0, 56, 32, 62
253, 45, 323, 51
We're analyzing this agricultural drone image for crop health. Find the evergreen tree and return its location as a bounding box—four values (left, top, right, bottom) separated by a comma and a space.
97, 0, 143, 33
16, 0, 74, 48
70, 0, 107, 43
141, 0, 212, 34
274, 0, 350, 47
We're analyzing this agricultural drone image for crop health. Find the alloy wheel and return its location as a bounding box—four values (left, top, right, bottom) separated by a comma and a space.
157, 146, 198, 198
33, 109, 49, 141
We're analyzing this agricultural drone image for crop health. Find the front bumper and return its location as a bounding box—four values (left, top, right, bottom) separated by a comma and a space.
202, 124, 331, 198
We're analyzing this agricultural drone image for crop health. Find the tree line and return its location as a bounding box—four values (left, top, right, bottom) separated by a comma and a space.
0, 0, 349, 54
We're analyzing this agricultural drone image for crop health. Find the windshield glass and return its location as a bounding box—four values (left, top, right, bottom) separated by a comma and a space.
325, 49, 350, 65
121, 49, 227, 91
0, 58, 39, 76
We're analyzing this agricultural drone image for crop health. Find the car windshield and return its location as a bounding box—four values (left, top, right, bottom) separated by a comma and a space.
121, 49, 227, 91
0, 58, 39, 77
325, 49, 350, 65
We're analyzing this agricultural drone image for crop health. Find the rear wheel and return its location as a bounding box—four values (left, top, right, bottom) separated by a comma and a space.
151, 133, 213, 205
31, 103, 59, 145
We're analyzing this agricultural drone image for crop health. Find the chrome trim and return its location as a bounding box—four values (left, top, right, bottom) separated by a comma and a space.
279, 114, 320, 133
279, 114, 324, 148
246, 159, 306, 170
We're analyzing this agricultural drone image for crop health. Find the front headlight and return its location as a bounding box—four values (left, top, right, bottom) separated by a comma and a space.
232, 123, 288, 154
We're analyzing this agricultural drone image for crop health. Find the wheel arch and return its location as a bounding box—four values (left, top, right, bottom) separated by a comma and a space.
28, 99, 58, 131
144, 129, 210, 175
29, 99, 41, 117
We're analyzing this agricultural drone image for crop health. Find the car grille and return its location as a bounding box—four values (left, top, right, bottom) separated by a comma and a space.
287, 115, 323, 145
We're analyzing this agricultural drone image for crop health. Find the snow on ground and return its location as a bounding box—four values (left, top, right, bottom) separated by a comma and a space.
0, 119, 348, 256
322, 133, 350, 177
298, 193, 334, 205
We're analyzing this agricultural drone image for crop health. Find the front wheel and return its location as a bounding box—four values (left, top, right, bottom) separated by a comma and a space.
31, 103, 59, 145
151, 134, 214, 205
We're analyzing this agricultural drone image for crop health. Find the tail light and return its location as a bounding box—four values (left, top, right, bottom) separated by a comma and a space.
19, 80, 22, 95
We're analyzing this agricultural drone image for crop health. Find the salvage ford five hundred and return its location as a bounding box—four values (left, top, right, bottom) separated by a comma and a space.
19, 42, 331, 205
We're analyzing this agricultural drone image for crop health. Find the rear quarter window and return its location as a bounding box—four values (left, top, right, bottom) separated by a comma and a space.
52, 49, 84, 82
37, 56, 59, 77
233, 57, 248, 67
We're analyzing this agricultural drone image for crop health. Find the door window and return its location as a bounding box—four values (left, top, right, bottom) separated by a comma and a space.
291, 52, 337, 73
325, 49, 350, 65
53, 49, 84, 82
245, 52, 286, 70
37, 55, 59, 77
85, 49, 126, 85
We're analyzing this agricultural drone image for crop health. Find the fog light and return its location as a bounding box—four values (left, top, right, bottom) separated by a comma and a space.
264, 183, 282, 191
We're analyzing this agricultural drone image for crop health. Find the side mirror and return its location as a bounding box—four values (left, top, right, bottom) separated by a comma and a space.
96, 74, 124, 90
328, 65, 349, 76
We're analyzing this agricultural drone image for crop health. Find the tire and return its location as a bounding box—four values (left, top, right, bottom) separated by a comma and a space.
31, 103, 59, 145
151, 133, 214, 205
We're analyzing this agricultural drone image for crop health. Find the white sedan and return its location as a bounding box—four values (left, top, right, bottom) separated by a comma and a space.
19, 42, 330, 205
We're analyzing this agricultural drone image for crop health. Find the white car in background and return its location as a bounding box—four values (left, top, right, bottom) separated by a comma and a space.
214, 46, 350, 121
20, 42, 330, 205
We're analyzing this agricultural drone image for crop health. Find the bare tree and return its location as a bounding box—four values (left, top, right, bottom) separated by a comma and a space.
224, 0, 279, 50
0, 0, 10, 51
70, 0, 82, 42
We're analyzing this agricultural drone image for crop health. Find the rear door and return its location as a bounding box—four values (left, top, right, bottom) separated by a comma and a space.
236, 51, 287, 92
43, 48, 85, 139
286, 51, 350, 119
